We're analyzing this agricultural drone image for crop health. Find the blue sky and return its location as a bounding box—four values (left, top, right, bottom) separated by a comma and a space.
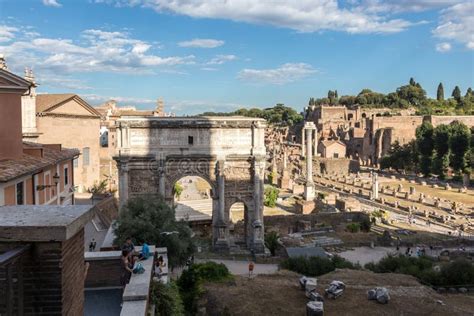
0, 0, 473, 115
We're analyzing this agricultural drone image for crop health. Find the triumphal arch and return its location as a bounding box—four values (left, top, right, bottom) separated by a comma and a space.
114, 116, 267, 253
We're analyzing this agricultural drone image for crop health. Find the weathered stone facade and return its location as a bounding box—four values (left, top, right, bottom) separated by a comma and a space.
114, 117, 267, 253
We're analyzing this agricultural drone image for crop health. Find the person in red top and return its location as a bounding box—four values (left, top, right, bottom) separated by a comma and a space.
248, 261, 255, 278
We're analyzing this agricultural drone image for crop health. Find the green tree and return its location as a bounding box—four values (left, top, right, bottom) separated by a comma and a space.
437, 82, 444, 101
335, 90, 339, 99
174, 182, 184, 200
409, 77, 416, 86
452, 86, 462, 103
379, 141, 416, 172
264, 185, 279, 207
114, 195, 195, 268
265, 231, 280, 256
449, 121, 471, 175
433, 124, 451, 179
151, 281, 185, 316
395, 82, 427, 107
416, 122, 434, 176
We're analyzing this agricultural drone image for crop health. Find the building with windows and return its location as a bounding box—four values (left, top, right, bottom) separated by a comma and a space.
318, 140, 347, 158
0, 66, 79, 206
35, 94, 101, 192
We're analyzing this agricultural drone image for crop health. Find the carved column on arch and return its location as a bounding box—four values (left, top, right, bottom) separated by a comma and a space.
252, 156, 266, 253
213, 160, 229, 251
117, 159, 129, 208
158, 159, 166, 198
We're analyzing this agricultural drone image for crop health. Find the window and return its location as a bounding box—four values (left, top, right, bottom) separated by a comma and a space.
83, 147, 90, 166
188, 136, 194, 145
16, 182, 24, 205
64, 166, 69, 186
73, 158, 78, 168
333, 153, 339, 158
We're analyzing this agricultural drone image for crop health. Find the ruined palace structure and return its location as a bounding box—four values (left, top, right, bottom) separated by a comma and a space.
114, 116, 267, 253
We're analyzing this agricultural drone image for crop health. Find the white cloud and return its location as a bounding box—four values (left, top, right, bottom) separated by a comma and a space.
103, 0, 423, 34
360, 0, 463, 13
38, 75, 92, 90
206, 54, 237, 65
0, 28, 195, 74
0, 25, 18, 43
82, 94, 244, 115
435, 42, 452, 52
83, 94, 156, 104
200, 67, 218, 71
238, 63, 316, 85
43, 0, 62, 7
178, 38, 224, 48
433, 2, 474, 50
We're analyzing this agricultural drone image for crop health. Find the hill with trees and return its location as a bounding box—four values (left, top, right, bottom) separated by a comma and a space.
308, 78, 473, 115
199, 103, 303, 126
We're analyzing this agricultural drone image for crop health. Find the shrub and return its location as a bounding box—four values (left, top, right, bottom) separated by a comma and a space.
177, 262, 232, 315
360, 218, 371, 232
346, 223, 360, 233
280, 255, 358, 277
193, 261, 232, 282
265, 231, 280, 256
438, 259, 474, 286
150, 281, 184, 316
87, 179, 110, 195
363, 255, 474, 287
174, 182, 184, 199
264, 185, 279, 207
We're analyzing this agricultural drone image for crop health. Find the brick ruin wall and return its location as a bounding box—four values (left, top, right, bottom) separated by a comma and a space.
264, 212, 369, 236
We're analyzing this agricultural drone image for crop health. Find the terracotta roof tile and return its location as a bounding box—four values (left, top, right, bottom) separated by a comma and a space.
36, 94, 75, 112
0, 142, 79, 183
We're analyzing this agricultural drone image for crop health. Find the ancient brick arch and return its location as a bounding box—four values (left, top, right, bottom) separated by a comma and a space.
114, 117, 266, 253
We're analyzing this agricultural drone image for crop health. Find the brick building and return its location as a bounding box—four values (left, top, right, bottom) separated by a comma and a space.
35, 94, 101, 193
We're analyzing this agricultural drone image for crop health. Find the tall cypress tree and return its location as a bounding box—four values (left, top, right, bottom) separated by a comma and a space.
437, 82, 444, 101
452, 86, 462, 102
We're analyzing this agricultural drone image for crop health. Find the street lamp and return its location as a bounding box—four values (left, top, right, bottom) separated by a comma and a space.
36, 172, 60, 191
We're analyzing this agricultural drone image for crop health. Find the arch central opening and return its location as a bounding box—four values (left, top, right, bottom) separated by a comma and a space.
174, 175, 213, 222
228, 201, 248, 249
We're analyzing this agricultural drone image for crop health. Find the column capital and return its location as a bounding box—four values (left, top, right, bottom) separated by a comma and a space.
304, 121, 316, 130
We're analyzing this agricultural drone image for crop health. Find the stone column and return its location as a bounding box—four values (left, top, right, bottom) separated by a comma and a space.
304, 122, 316, 201
252, 157, 266, 253
158, 160, 165, 198
301, 127, 306, 157
217, 161, 225, 223
214, 160, 229, 251
118, 160, 129, 208
372, 172, 379, 200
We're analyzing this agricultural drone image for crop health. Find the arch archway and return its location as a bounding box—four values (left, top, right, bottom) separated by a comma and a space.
115, 116, 267, 253
173, 175, 214, 222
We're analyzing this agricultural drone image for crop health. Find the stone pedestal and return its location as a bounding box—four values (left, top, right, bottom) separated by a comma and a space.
295, 199, 316, 214
304, 183, 315, 201
279, 171, 291, 189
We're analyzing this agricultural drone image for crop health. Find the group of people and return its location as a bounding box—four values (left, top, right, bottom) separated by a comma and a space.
405, 246, 427, 257
120, 237, 138, 286
120, 237, 167, 286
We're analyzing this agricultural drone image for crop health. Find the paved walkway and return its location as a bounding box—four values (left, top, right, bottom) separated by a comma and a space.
196, 259, 278, 276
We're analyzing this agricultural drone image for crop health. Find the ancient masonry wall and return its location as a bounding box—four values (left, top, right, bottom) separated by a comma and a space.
314, 157, 360, 175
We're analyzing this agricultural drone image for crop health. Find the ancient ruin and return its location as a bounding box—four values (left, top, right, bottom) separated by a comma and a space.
114, 116, 267, 253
